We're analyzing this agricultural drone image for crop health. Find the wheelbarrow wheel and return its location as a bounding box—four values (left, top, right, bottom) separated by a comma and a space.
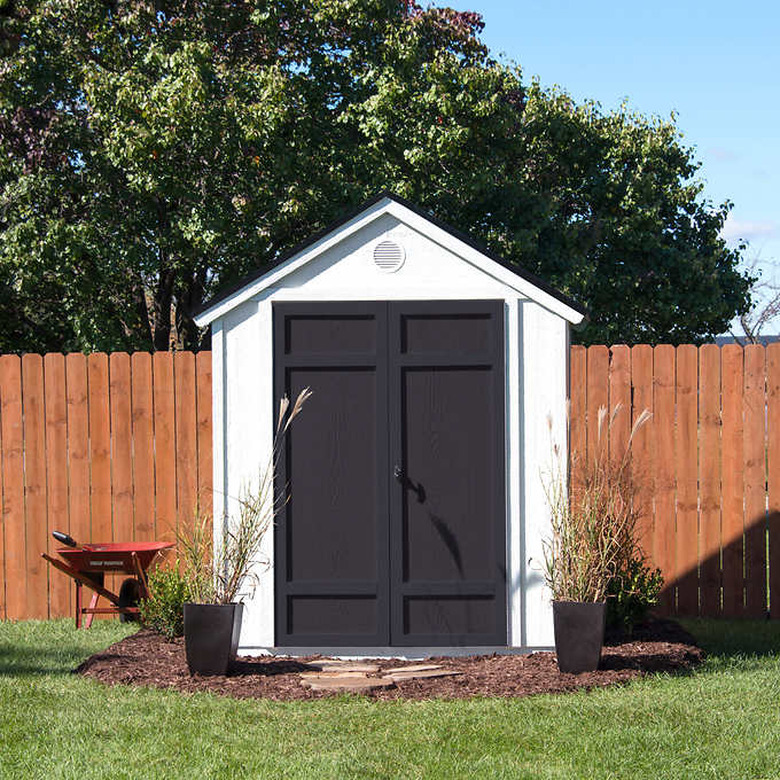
118, 577, 142, 622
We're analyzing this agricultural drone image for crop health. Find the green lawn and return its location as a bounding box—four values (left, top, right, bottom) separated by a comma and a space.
1, 619, 779, 779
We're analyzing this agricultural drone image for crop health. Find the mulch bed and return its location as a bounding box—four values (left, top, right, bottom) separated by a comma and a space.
75, 619, 703, 701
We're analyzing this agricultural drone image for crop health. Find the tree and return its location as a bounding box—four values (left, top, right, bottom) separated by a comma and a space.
729, 254, 780, 344
0, 0, 753, 352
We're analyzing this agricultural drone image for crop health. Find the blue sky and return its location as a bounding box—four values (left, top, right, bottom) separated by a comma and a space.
466, 0, 779, 331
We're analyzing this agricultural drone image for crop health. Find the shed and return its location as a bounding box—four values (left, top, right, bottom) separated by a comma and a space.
194, 193, 586, 655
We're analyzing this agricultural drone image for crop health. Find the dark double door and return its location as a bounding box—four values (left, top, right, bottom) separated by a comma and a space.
274, 301, 506, 646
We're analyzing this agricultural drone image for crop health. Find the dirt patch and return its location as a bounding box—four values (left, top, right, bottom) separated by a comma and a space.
75, 619, 703, 701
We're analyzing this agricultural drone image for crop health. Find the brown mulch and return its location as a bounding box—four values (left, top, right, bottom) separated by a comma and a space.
75, 619, 703, 701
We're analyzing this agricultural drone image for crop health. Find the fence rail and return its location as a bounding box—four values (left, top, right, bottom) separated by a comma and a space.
0, 352, 212, 621
1, 346, 778, 621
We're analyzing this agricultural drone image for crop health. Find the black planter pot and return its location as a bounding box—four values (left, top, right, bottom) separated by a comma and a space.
552, 600, 607, 674
183, 603, 244, 676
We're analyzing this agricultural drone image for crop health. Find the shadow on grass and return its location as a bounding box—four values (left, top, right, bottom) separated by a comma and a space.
0, 644, 99, 677
678, 618, 780, 659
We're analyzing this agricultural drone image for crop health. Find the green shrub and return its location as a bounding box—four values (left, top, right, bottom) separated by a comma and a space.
139, 566, 192, 640
606, 556, 663, 634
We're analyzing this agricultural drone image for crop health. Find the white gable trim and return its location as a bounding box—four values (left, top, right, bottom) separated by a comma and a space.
381, 201, 584, 324
194, 197, 585, 327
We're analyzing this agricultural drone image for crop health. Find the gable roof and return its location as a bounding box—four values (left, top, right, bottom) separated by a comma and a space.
193, 192, 587, 327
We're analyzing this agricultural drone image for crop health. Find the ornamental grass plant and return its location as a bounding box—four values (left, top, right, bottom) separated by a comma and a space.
175, 388, 310, 606
543, 404, 653, 604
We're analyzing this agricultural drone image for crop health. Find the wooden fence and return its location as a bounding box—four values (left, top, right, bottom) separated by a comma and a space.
1, 345, 779, 621
570, 344, 780, 619
0, 352, 212, 621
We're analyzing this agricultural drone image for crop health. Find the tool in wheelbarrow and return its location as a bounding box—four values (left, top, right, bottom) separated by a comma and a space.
42, 532, 174, 628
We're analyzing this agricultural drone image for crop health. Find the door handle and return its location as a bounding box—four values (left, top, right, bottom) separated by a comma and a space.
393, 466, 426, 503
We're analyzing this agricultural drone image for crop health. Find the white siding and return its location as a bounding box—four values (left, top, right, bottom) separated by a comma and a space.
519, 302, 568, 647
219, 299, 276, 647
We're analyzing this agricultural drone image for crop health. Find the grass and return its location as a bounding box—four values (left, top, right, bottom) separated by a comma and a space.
1, 619, 780, 779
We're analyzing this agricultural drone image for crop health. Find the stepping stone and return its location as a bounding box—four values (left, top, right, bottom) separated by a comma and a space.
385, 669, 462, 682
300, 675, 396, 693
299, 671, 375, 680
382, 664, 442, 674
303, 661, 380, 674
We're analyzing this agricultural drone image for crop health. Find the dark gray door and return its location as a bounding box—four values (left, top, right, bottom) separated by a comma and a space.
274, 301, 506, 646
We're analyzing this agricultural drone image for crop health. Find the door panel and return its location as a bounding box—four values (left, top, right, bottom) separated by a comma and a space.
286, 367, 378, 582
401, 313, 494, 354
402, 367, 497, 583
275, 300, 505, 647
389, 301, 506, 646
404, 596, 497, 636
288, 596, 378, 636
285, 314, 377, 354
274, 303, 389, 646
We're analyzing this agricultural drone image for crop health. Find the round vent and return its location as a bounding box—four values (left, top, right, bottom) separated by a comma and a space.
373, 240, 405, 273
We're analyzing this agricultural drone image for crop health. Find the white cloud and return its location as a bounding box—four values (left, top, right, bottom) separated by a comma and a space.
721, 216, 778, 243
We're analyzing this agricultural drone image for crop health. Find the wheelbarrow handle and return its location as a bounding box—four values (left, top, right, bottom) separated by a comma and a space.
52, 530, 78, 548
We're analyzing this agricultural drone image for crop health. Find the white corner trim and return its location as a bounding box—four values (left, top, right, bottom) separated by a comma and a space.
210, 319, 228, 561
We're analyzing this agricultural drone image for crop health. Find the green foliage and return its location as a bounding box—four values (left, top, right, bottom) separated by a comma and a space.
139, 565, 192, 640
0, 0, 753, 352
607, 556, 663, 634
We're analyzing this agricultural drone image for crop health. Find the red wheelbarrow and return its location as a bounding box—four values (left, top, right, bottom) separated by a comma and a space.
42, 531, 174, 628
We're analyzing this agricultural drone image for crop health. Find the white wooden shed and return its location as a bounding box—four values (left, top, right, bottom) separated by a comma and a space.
194, 193, 585, 656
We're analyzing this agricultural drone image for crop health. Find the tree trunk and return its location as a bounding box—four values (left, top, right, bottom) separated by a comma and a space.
176, 268, 207, 350
132, 276, 154, 350
152, 269, 175, 351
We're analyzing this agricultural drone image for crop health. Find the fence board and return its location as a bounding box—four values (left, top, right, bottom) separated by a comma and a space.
87, 354, 113, 609
131, 353, 155, 541
608, 346, 631, 463
744, 345, 767, 616
88, 354, 112, 544
153, 352, 177, 542
109, 354, 134, 547
699, 344, 722, 616
66, 355, 91, 550
721, 345, 744, 617
586, 346, 609, 465
22, 355, 49, 619
175, 352, 198, 530
768, 344, 780, 619
675, 346, 698, 616
44, 354, 70, 618
196, 352, 213, 515
653, 345, 676, 615
0, 356, 25, 620
631, 345, 654, 560
569, 346, 587, 465
0, 362, 4, 620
